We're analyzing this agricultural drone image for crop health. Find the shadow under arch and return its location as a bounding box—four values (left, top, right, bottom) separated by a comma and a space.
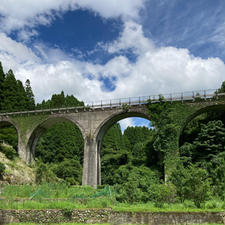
27, 116, 85, 164
94, 110, 151, 185
0, 119, 19, 151
179, 104, 225, 147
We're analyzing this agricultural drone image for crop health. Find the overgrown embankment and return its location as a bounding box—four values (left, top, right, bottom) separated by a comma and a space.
0, 151, 35, 185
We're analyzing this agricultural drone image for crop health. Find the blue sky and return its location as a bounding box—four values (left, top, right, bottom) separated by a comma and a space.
0, 0, 224, 130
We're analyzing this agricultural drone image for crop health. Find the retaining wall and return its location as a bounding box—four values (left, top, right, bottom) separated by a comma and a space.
0, 209, 224, 224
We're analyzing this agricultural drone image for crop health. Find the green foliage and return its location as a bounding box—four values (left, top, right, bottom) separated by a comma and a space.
101, 149, 131, 185
0, 162, 5, 178
36, 122, 84, 164
100, 123, 161, 185
52, 159, 82, 185
170, 163, 211, 208
0, 124, 18, 151
217, 81, 225, 93
25, 79, 35, 110
180, 119, 225, 199
101, 123, 125, 153
192, 120, 225, 161
35, 161, 59, 184
0, 143, 17, 159
36, 91, 84, 109
114, 164, 160, 203
0, 68, 35, 112
148, 184, 176, 207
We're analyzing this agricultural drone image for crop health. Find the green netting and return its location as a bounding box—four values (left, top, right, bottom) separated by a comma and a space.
70, 185, 113, 200
29, 185, 113, 201
91, 185, 112, 198
29, 188, 47, 200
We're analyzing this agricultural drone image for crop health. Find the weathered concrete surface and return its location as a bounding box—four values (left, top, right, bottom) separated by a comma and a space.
0, 209, 224, 224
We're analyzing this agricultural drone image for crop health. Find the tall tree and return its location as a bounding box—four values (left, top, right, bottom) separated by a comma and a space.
0, 62, 5, 111
25, 79, 35, 110
1, 69, 18, 111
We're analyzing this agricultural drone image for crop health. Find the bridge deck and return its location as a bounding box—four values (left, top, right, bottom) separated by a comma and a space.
0, 89, 224, 117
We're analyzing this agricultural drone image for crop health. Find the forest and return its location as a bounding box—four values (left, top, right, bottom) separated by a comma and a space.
0, 61, 225, 208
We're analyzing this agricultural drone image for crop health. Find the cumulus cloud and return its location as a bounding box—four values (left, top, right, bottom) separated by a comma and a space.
105, 21, 154, 55
119, 117, 151, 133
0, 0, 145, 37
0, 21, 225, 106
119, 118, 135, 133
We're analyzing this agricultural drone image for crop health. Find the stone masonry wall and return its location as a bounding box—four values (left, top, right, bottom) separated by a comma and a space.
0, 209, 224, 224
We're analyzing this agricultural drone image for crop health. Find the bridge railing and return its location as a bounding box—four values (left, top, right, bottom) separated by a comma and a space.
0, 89, 225, 116
85, 89, 222, 108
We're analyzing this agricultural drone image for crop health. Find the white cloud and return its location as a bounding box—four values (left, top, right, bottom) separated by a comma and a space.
119, 117, 151, 132
0, 21, 224, 106
105, 21, 154, 55
0, 0, 145, 37
119, 118, 135, 132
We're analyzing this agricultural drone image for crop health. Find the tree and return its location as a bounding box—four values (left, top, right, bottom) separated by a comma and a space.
101, 123, 125, 154
25, 79, 35, 110
114, 164, 160, 203
35, 122, 84, 164
0, 62, 5, 111
36, 91, 84, 109
53, 159, 82, 185
0, 162, 5, 179
217, 81, 225, 93
1, 69, 18, 111
170, 163, 211, 207
192, 120, 225, 162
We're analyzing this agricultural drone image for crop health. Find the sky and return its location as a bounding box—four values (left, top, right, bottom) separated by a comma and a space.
0, 0, 224, 130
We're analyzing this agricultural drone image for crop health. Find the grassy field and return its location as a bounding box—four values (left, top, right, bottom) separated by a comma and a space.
0, 184, 225, 212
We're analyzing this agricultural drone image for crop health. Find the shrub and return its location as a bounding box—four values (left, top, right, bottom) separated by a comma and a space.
148, 183, 176, 207
53, 159, 82, 185
0, 162, 6, 178
114, 164, 160, 203
0, 144, 17, 160
35, 161, 58, 184
170, 163, 212, 208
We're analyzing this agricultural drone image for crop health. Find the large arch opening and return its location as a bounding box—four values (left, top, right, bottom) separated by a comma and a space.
0, 120, 18, 159
96, 112, 164, 187
179, 104, 225, 199
28, 116, 84, 185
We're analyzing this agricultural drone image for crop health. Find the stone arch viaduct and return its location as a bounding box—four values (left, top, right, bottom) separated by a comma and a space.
0, 90, 225, 187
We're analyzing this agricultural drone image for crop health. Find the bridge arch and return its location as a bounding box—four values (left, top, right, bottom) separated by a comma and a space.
27, 115, 86, 164
179, 104, 225, 147
94, 110, 151, 185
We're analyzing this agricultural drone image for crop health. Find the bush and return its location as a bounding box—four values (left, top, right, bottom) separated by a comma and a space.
0, 144, 17, 160
53, 159, 82, 185
170, 163, 212, 208
0, 162, 6, 178
35, 161, 58, 184
114, 164, 160, 203
148, 183, 176, 207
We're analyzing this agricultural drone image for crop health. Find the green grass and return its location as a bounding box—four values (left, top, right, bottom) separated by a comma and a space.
0, 183, 97, 198
112, 202, 225, 212
1, 184, 225, 212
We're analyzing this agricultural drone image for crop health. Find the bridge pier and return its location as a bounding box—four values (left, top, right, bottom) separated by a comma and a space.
82, 137, 99, 188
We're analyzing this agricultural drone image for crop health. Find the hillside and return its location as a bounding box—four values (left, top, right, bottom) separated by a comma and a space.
0, 151, 35, 185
